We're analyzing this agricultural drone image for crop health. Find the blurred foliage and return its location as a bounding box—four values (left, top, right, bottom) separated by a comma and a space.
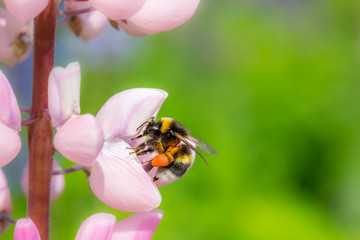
3, 0, 360, 239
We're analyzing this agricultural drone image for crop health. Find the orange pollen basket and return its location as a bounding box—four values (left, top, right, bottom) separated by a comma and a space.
152, 154, 169, 167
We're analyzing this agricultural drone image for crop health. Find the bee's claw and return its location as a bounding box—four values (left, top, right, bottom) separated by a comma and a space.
126, 147, 139, 150
132, 134, 143, 140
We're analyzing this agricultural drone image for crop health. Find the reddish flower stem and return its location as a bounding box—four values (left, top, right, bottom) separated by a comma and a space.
27, 1, 58, 239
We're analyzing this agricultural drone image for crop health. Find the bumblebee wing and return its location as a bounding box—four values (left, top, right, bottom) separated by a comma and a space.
187, 136, 217, 156
171, 131, 209, 165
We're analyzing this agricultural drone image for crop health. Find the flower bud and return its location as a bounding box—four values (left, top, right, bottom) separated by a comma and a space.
48, 62, 81, 127
65, 2, 108, 41
14, 218, 40, 240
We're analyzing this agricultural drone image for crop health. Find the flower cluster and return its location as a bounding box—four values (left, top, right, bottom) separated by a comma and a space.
0, 0, 203, 238
0, 0, 200, 61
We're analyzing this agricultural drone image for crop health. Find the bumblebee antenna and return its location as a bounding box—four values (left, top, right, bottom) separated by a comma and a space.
136, 117, 155, 131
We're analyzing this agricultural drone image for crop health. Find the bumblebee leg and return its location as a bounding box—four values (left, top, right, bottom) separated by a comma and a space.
126, 142, 146, 153
156, 141, 165, 153
143, 162, 154, 173
134, 148, 155, 156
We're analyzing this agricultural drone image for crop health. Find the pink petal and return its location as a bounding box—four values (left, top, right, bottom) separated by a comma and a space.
14, 218, 40, 240
48, 62, 81, 127
75, 213, 116, 240
0, 168, 12, 213
4, 0, 48, 23
21, 160, 65, 201
0, 9, 32, 66
65, 2, 108, 41
96, 88, 168, 140
89, 0, 146, 20
111, 210, 163, 240
0, 168, 12, 235
4, 8, 31, 40
0, 121, 21, 167
89, 139, 161, 212
54, 114, 104, 166
0, 10, 9, 46
0, 70, 21, 131
117, 20, 147, 37
128, 0, 200, 34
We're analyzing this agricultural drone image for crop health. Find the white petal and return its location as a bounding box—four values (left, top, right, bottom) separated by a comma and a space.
89, 138, 161, 212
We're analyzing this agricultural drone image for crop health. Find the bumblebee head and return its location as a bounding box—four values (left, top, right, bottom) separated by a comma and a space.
142, 119, 160, 138
132, 117, 160, 140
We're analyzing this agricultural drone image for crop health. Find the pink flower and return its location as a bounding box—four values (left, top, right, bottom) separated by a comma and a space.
13, 218, 40, 240
0, 71, 21, 167
118, 0, 201, 36
64, 1, 108, 41
4, 0, 48, 23
0, 168, 12, 235
21, 159, 65, 201
48, 62, 166, 212
13, 210, 162, 239
89, 0, 146, 20
75, 210, 163, 240
0, 8, 32, 66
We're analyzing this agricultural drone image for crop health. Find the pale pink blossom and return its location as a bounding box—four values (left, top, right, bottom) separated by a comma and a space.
48, 62, 81, 128
13, 218, 40, 240
48, 62, 166, 212
75, 210, 163, 240
4, 0, 47, 23
89, 0, 146, 20
0, 8, 32, 66
0, 168, 12, 235
75, 213, 116, 240
65, 1, 108, 41
117, 0, 200, 36
0, 71, 21, 167
21, 160, 65, 201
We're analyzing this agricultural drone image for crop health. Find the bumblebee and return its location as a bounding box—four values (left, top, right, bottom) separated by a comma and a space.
130, 117, 217, 183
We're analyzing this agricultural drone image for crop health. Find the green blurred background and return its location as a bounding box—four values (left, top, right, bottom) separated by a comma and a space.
3, 0, 360, 239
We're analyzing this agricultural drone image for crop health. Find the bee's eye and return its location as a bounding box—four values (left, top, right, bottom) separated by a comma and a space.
153, 126, 159, 131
